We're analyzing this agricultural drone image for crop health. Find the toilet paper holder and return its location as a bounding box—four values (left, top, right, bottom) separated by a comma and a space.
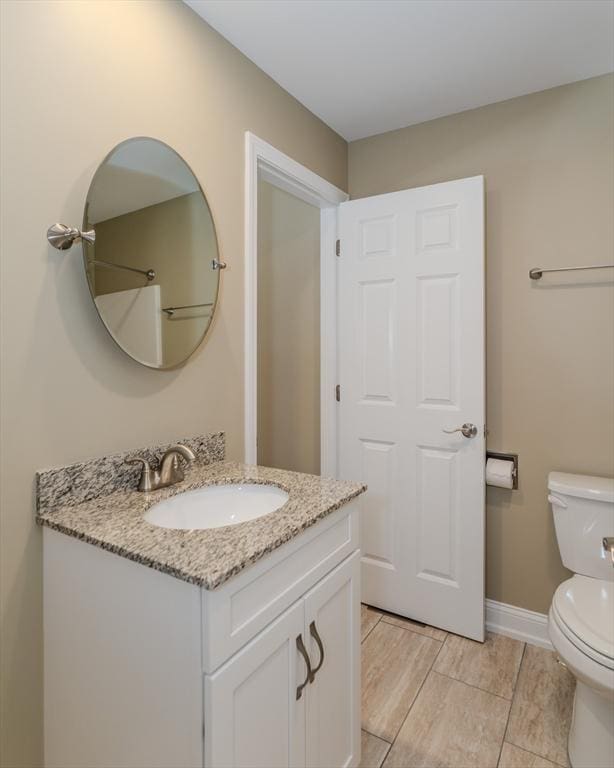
486, 451, 519, 490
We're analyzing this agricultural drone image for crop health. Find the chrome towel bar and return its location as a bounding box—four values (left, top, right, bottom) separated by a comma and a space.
91, 258, 155, 281
529, 264, 614, 280
162, 302, 213, 317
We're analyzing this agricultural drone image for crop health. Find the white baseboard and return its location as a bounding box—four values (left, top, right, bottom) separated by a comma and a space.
486, 599, 553, 649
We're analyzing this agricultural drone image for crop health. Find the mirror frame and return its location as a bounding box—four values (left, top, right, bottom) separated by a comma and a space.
82, 136, 221, 370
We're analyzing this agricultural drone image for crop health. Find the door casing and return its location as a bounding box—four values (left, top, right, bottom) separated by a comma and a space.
244, 132, 347, 476
245, 137, 486, 640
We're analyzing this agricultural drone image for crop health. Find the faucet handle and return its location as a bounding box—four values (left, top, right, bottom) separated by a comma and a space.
125, 456, 158, 492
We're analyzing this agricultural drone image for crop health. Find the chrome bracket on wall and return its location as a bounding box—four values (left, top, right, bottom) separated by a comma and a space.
47, 223, 156, 281
47, 223, 95, 250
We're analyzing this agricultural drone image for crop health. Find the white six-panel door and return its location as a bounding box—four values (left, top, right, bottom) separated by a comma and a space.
338, 177, 485, 641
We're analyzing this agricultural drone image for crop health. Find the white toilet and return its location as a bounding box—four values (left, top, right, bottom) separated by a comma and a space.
548, 472, 614, 768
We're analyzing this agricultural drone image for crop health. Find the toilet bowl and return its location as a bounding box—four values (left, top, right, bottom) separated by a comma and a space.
547, 472, 614, 768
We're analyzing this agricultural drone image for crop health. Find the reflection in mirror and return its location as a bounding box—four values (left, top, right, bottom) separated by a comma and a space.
83, 137, 220, 368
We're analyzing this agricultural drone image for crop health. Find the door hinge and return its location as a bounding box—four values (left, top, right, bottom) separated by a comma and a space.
335, 384, 341, 402
335, 239, 340, 257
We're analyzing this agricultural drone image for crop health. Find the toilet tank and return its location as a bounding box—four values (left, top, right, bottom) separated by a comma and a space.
549, 472, 614, 581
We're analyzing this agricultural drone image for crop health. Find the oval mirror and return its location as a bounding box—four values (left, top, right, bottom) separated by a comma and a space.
82, 137, 220, 369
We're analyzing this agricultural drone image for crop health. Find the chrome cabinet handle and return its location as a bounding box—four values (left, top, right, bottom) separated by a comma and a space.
296, 634, 313, 700
442, 423, 478, 438
309, 621, 325, 679
603, 537, 614, 566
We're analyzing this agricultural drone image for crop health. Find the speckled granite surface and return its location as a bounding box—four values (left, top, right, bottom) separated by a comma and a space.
37, 433, 225, 515
36, 459, 366, 590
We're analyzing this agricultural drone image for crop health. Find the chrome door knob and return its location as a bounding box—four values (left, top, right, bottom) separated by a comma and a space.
442, 423, 478, 438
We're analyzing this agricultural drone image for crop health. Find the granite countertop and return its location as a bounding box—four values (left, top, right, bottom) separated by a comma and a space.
36, 460, 366, 590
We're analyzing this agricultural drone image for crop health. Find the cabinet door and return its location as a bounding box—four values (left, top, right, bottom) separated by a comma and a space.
204, 599, 306, 768
304, 551, 361, 768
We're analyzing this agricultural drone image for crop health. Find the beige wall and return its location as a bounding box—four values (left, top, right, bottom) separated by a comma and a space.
257, 181, 320, 475
94, 192, 218, 367
0, 2, 346, 765
348, 74, 614, 615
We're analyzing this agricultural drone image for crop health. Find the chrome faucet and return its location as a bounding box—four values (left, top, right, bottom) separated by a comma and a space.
125, 444, 196, 492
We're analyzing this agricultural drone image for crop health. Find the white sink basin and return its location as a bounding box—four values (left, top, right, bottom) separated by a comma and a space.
144, 483, 289, 530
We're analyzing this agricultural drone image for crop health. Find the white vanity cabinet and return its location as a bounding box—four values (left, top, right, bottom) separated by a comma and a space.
206, 552, 360, 768
43, 500, 361, 768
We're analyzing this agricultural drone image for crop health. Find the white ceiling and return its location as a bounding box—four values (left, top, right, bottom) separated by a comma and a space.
185, 0, 614, 141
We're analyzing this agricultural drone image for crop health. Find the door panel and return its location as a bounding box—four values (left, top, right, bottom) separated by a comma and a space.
304, 552, 361, 768
338, 177, 485, 641
417, 274, 460, 406
360, 439, 397, 568
204, 600, 306, 768
359, 279, 396, 402
415, 445, 460, 586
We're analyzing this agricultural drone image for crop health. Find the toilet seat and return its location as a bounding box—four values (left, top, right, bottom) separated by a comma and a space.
551, 576, 614, 671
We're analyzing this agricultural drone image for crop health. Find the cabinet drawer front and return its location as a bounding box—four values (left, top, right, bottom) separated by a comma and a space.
202, 501, 359, 672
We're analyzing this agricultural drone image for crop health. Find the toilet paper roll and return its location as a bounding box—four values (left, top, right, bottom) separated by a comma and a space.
486, 458, 515, 489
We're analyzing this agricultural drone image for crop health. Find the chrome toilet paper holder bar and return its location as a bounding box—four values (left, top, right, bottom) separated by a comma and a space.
486, 451, 519, 490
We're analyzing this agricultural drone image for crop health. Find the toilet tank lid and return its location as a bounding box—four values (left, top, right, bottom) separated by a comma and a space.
548, 472, 614, 503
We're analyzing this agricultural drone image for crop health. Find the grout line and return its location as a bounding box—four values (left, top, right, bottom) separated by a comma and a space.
431, 631, 527, 702
498, 642, 527, 767
501, 739, 568, 768
361, 728, 393, 768
361, 726, 391, 744
361, 614, 383, 644
360, 727, 392, 768
385, 624, 445, 646
504, 641, 527, 741
504, 735, 569, 768
379, 612, 448, 636
508, 637, 525, 694
362, 605, 448, 646
382, 627, 448, 749
431, 667, 516, 702
379, 736, 392, 768
381, 620, 448, 644
360, 725, 392, 747
378, 609, 428, 626
428, 667, 516, 705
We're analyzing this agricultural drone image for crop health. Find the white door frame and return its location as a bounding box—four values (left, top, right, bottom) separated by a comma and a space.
244, 132, 348, 474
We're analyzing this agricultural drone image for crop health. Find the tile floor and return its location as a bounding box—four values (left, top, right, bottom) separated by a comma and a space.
359, 604, 575, 768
